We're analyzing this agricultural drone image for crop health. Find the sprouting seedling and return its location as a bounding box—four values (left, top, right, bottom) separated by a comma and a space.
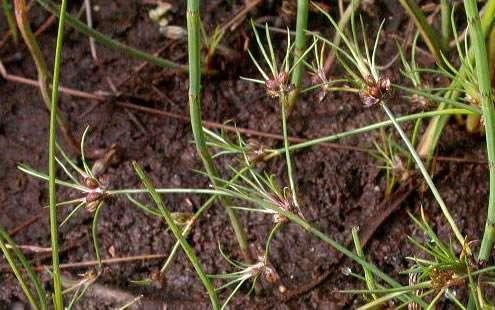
18, 126, 109, 267
401, 208, 475, 307
242, 20, 315, 102
313, 2, 391, 107
200, 22, 226, 67
370, 130, 412, 196
210, 243, 279, 310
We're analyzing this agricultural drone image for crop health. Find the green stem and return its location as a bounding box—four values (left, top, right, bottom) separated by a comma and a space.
440, 0, 452, 47
35, 0, 184, 71
352, 226, 377, 300
187, 0, 250, 259
287, 0, 309, 110
265, 108, 472, 159
2, 0, 18, 43
92, 203, 104, 269
398, 0, 447, 66
464, 0, 495, 262
133, 163, 220, 310
381, 102, 464, 246
109, 188, 230, 196
281, 101, 300, 209
47, 0, 69, 307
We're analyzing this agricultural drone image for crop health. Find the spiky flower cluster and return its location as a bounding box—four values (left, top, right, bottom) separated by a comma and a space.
360, 75, 391, 107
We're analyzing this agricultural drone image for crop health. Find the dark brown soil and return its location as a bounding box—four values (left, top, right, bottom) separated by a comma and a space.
0, 1, 491, 309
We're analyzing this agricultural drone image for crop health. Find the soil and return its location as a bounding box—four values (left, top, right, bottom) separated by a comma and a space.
0, 0, 491, 309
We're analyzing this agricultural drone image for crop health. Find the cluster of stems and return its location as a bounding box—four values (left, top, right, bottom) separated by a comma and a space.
6, 0, 495, 308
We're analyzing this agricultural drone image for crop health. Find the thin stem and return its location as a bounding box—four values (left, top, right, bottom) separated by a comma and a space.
108, 188, 229, 196
464, 0, 495, 261
381, 102, 464, 246
323, 0, 362, 73
281, 101, 300, 209
440, 0, 452, 47
160, 195, 216, 273
92, 203, 104, 269
133, 163, 220, 310
187, 0, 250, 259
265, 108, 472, 159
288, 0, 309, 109
0, 228, 46, 309
352, 226, 377, 300
48, 0, 69, 307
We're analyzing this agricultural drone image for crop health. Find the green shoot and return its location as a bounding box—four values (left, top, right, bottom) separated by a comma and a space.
287, 0, 309, 109
370, 130, 411, 196
417, 0, 495, 159
48, 0, 69, 306
133, 161, 220, 309
352, 226, 378, 301
201, 22, 226, 69
187, 0, 250, 260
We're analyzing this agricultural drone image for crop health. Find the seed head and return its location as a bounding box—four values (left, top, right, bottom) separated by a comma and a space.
430, 268, 464, 292
360, 75, 391, 107
263, 265, 280, 284
85, 191, 109, 212
84, 177, 99, 189
265, 71, 293, 98
310, 69, 330, 102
